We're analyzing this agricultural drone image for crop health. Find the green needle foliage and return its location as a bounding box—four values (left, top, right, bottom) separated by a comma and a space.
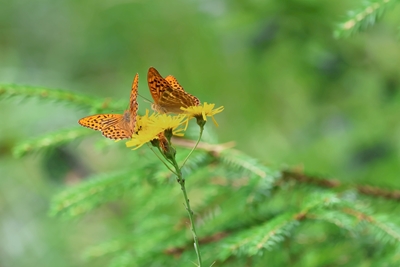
12, 127, 92, 158
335, 0, 400, 38
0, 84, 125, 113
4, 83, 400, 267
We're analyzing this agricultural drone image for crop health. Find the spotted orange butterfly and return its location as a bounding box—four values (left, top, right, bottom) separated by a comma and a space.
78, 74, 139, 140
147, 67, 200, 114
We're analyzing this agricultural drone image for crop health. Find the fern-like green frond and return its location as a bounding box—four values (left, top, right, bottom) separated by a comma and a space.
180, 150, 214, 176
49, 169, 140, 218
217, 212, 300, 260
344, 207, 400, 244
0, 84, 122, 112
12, 127, 93, 158
310, 209, 359, 232
108, 252, 136, 267
219, 149, 277, 180
218, 148, 280, 203
83, 238, 130, 260
215, 192, 346, 261
334, 0, 399, 38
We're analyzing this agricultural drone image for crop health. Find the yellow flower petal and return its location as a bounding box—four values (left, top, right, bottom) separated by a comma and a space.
181, 102, 224, 127
125, 110, 188, 149
126, 127, 162, 150
149, 113, 187, 130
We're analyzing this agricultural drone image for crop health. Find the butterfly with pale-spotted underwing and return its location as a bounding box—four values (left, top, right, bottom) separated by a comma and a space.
78, 74, 139, 140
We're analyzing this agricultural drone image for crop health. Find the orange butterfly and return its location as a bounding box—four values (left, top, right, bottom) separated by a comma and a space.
147, 67, 200, 114
78, 74, 139, 140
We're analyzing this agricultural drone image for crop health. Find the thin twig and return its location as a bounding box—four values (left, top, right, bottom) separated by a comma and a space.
282, 170, 400, 201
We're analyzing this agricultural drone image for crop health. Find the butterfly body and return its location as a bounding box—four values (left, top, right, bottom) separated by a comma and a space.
78, 74, 139, 140
147, 67, 200, 114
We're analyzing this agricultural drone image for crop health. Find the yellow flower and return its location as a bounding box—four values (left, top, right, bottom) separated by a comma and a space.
181, 102, 224, 127
134, 109, 156, 133
126, 110, 187, 149
126, 126, 162, 150
148, 113, 187, 136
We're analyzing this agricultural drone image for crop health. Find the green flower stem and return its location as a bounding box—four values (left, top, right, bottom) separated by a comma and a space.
147, 144, 178, 175
170, 157, 203, 266
180, 124, 204, 169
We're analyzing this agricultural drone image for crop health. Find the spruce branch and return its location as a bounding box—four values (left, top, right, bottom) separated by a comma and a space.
83, 240, 127, 259
169, 143, 400, 203
307, 210, 358, 232
49, 169, 139, 218
282, 169, 400, 201
0, 83, 122, 112
12, 127, 93, 158
163, 195, 358, 258
215, 193, 345, 260
171, 137, 235, 157
177, 151, 214, 177
343, 207, 400, 243
170, 139, 277, 190
165, 232, 229, 257
218, 212, 300, 260
219, 148, 274, 179
108, 252, 135, 267
83, 238, 129, 259
334, 0, 398, 38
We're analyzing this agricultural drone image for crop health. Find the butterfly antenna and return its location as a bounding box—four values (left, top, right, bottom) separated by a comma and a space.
138, 93, 153, 104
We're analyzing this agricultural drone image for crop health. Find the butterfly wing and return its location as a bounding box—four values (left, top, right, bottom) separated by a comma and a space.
158, 88, 200, 113
165, 75, 184, 91
164, 75, 200, 107
147, 67, 172, 105
78, 114, 132, 140
129, 73, 139, 132
101, 119, 133, 140
78, 73, 140, 140
78, 114, 121, 131
148, 67, 200, 113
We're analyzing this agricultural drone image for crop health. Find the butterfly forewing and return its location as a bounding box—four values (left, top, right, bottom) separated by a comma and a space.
129, 74, 139, 131
147, 67, 200, 114
165, 75, 184, 91
79, 114, 122, 131
147, 67, 171, 105
78, 73, 139, 140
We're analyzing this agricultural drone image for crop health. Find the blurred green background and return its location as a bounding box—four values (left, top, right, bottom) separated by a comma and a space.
1, 0, 400, 266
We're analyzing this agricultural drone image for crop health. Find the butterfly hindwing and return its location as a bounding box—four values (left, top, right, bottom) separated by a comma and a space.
101, 123, 132, 140
148, 67, 200, 114
158, 88, 199, 113
164, 75, 200, 107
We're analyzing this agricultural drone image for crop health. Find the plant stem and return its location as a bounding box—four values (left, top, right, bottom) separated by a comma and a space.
170, 157, 203, 266
180, 125, 204, 169
147, 144, 177, 175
